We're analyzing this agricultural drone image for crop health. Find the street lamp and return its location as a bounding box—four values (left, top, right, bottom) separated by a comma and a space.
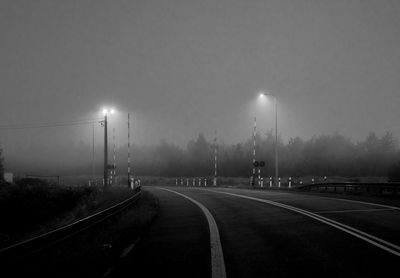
102, 108, 115, 187
259, 92, 279, 187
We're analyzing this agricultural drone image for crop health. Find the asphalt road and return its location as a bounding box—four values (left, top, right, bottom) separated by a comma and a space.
107, 186, 400, 278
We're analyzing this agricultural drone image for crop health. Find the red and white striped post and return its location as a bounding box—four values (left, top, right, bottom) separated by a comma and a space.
127, 113, 132, 188
213, 130, 218, 186
112, 128, 116, 185
252, 117, 257, 186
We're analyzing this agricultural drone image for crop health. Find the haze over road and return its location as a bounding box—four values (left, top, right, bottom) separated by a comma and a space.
108, 187, 400, 278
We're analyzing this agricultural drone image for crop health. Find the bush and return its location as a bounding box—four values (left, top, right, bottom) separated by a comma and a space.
0, 148, 4, 184
387, 161, 400, 182
0, 179, 94, 247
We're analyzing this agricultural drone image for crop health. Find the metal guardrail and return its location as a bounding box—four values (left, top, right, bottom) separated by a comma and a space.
0, 188, 142, 263
293, 182, 400, 195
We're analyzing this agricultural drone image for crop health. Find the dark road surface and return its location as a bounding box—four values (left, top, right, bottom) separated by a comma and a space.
107, 186, 400, 278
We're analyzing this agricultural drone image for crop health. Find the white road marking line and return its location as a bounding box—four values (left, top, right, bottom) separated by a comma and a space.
321, 197, 400, 211
207, 189, 400, 257
102, 238, 141, 277
314, 208, 396, 214
223, 188, 400, 211
120, 238, 140, 258
102, 267, 114, 278
159, 187, 227, 278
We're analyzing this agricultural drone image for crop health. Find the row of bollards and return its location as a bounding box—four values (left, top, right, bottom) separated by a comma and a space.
174, 176, 329, 188
175, 178, 212, 187
251, 176, 329, 188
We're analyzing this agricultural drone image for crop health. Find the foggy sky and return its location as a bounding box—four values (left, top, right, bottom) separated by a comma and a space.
1, 0, 400, 173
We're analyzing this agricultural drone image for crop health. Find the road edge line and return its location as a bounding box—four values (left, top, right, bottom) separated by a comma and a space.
208, 189, 400, 257
159, 187, 227, 278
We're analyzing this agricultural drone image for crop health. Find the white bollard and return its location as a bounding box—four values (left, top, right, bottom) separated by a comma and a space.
289, 177, 292, 188
260, 178, 264, 188
204, 179, 207, 187
193, 178, 196, 186
278, 177, 281, 188
176, 179, 178, 186
199, 178, 201, 186
181, 178, 184, 186
269, 177, 272, 187
186, 179, 189, 186
213, 177, 217, 186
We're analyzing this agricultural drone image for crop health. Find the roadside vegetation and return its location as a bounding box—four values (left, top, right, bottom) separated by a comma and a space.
10, 190, 159, 278
0, 178, 138, 249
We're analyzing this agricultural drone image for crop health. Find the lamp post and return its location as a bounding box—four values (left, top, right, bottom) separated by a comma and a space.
102, 108, 115, 187
259, 92, 279, 187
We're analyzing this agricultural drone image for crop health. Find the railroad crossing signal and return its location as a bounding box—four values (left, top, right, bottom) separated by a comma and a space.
253, 161, 265, 167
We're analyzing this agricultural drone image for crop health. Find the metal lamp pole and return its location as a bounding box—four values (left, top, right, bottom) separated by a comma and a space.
260, 92, 279, 187
274, 96, 279, 187
104, 113, 108, 187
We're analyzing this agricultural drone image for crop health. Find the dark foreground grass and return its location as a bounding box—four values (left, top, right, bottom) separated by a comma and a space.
5, 190, 159, 278
0, 179, 139, 249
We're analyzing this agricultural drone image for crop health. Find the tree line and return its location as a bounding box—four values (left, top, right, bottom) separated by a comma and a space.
129, 131, 400, 179
2, 131, 400, 180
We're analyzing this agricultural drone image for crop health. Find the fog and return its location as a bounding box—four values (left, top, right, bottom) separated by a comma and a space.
1, 1, 400, 178
1, 125, 399, 179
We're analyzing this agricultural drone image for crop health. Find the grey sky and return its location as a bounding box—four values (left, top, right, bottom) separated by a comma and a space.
1, 0, 400, 152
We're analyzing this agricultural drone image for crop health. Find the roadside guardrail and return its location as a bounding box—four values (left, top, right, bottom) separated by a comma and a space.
0, 187, 141, 263
294, 182, 400, 195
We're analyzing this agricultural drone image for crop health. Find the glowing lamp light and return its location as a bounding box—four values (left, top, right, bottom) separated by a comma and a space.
102, 108, 116, 116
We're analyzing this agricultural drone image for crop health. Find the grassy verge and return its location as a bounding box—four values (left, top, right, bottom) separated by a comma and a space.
7, 189, 159, 278
0, 179, 139, 249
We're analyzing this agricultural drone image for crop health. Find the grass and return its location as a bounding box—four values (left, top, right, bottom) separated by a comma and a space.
0, 178, 139, 249
7, 189, 159, 278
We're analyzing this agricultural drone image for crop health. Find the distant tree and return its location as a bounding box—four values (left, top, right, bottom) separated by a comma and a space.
186, 133, 212, 176
0, 148, 5, 183
387, 161, 400, 182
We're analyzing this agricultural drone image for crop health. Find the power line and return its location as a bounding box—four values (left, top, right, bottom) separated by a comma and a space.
0, 118, 103, 130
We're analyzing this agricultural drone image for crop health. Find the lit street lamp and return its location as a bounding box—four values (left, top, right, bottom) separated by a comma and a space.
259, 92, 279, 187
102, 108, 115, 186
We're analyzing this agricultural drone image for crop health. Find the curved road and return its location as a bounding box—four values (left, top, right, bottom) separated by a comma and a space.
108, 186, 400, 278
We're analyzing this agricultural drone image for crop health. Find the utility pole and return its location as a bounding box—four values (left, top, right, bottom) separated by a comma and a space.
213, 129, 218, 186
112, 127, 116, 185
252, 117, 257, 187
92, 122, 95, 183
274, 97, 279, 187
127, 113, 131, 187
104, 113, 108, 187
